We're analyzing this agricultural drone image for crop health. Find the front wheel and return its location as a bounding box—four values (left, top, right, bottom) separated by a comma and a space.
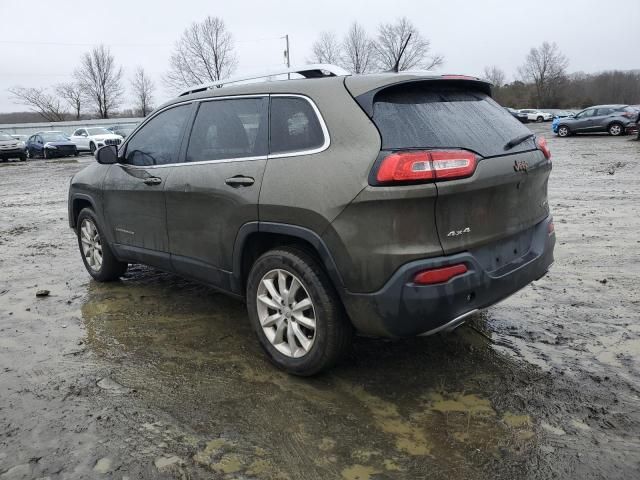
536, 116, 544, 123
19, 154, 26, 161
25, 148, 31, 160
76, 208, 127, 281
246, 247, 353, 376
43, 148, 49, 159
89, 142, 96, 155
608, 123, 623, 136
558, 125, 570, 137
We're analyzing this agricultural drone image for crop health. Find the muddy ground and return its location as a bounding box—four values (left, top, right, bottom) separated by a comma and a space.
0, 124, 639, 479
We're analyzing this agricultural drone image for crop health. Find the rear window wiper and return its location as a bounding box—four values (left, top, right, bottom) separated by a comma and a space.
504, 133, 534, 151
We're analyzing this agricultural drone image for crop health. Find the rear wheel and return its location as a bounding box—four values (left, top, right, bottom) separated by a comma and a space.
608, 123, 623, 136
558, 125, 570, 137
246, 247, 353, 376
76, 208, 127, 281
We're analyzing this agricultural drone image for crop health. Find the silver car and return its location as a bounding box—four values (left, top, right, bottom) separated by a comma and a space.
0, 131, 26, 162
556, 104, 639, 137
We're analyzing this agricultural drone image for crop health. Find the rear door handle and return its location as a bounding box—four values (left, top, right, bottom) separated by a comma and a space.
225, 176, 255, 187
143, 177, 162, 186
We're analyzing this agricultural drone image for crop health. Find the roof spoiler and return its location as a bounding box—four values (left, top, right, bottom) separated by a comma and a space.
354, 76, 492, 117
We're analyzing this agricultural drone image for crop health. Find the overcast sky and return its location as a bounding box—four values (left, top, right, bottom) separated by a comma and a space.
0, 0, 638, 113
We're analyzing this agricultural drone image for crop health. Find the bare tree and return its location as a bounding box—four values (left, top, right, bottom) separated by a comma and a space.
341, 23, 375, 74
518, 41, 569, 107
56, 82, 84, 120
482, 66, 506, 88
75, 45, 124, 119
309, 31, 342, 65
373, 17, 444, 71
8, 87, 66, 121
165, 16, 237, 90
130, 67, 155, 116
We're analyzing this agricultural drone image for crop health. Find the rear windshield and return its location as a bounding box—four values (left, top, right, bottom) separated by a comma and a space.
372, 85, 535, 158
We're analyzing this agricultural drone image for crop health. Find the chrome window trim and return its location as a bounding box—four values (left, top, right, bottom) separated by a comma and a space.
119, 93, 330, 170
268, 94, 330, 159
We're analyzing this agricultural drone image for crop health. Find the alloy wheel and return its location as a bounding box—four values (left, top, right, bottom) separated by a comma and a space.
256, 269, 316, 358
80, 219, 103, 272
609, 124, 622, 136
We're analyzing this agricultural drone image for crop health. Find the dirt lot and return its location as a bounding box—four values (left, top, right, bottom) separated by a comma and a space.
1, 124, 639, 479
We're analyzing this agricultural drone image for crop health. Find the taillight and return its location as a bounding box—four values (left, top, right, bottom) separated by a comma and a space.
376, 150, 477, 184
414, 264, 468, 285
537, 136, 551, 160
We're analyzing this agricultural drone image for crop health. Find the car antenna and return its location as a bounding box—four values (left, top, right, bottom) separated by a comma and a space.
390, 33, 412, 73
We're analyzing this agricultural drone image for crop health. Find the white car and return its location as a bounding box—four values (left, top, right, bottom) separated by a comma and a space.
69, 127, 123, 154
518, 109, 553, 122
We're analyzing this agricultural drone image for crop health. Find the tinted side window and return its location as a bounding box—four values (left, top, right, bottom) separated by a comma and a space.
596, 108, 613, 116
186, 98, 268, 162
124, 104, 191, 166
270, 97, 325, 154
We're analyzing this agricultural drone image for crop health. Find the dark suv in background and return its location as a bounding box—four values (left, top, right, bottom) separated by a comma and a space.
556, 104, 638, 137
68, 68, 555, 375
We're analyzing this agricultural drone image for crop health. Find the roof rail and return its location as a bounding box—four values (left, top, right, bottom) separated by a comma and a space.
178, 64, 350, 97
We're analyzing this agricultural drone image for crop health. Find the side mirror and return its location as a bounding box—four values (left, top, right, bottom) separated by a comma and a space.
96, 145, 118, 164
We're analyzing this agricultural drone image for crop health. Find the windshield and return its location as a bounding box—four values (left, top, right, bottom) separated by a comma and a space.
42, 133, 69, 142
372, 84, 534, 158
0, 133, 14, 141
87, 128, 111, 135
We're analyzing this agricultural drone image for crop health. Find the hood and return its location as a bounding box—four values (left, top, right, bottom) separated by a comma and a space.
44, 141, 76, 147
91, 134, 121, 141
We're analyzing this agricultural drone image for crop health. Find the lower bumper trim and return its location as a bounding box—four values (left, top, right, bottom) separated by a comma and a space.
419, 309, 479, 336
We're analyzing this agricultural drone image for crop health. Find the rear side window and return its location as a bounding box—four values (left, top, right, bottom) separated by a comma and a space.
596, 108, 614, 116
372, 84, 533, 158
124, 104, 191, 166
186, 97, 268, 162
270, 97, 325, 154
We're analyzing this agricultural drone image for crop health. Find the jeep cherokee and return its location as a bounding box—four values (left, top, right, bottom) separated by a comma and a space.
68, 68, 555, 375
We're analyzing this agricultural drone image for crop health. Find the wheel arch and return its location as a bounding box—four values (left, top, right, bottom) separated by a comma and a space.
69, 193, 97, 229
232, 222, 345, 298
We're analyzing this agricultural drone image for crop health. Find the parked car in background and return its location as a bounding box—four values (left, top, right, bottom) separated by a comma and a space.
68, 67, 555, 375
107, 125, 136, 138
519, 109, 553, 122
0, 131, 26, 161
26, 131, 78, 159
506, 107, 529, 123
69, 127, 123, 154
555, 105, 639, 137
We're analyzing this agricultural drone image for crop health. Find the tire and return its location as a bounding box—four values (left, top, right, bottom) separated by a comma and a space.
558, 125, 570, 137
74, 149, 79, 157
246, 247, 353, 376
76, 208, 128, 282
608, 123, 623, 136
43, 148, 48, 159
19, 154, 26, 162
89, 142, 96, 154
25, 148, 31, 160
536, 116, 544, 123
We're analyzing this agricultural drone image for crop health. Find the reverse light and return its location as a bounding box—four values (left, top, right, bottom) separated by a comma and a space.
376, 150, 477, 184
414, 264, 468, 285
537, 136, 551, 160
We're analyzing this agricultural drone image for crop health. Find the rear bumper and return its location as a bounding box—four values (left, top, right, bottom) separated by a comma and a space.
342, 216, 555, 337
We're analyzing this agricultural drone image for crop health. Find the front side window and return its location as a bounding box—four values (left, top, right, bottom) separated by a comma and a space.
123, 104, 191, 166
186, 97, 268, 162
576, 109, 595, 119
270, 97, 325, 154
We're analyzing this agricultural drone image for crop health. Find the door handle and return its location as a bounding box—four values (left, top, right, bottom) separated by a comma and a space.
143, 177, 162, 186
225, 176, 255, 187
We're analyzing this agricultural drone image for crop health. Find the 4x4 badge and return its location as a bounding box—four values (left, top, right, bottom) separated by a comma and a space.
514, 160, 529, 172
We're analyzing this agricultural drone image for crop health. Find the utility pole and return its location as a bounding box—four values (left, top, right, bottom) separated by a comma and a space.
284, 34, 290, 79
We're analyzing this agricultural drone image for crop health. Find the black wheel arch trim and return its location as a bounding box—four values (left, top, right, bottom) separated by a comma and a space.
231, 222, 345, 297
68, 193, 98, 229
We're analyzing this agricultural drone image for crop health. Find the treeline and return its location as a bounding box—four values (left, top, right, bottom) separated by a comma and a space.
494, 70, 640, 109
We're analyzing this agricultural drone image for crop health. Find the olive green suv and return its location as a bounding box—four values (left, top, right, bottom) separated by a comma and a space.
68, 65, 555, 375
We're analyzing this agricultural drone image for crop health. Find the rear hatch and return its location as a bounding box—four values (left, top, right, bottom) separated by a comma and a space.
354, 78, 551, 255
